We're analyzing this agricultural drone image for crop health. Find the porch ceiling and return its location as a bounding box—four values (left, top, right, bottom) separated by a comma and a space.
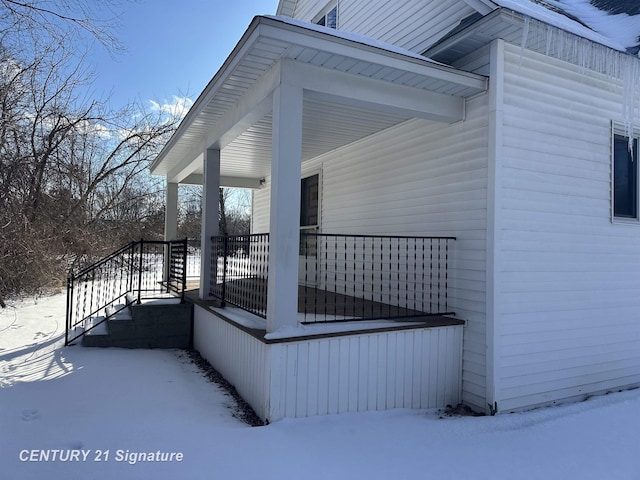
151, 16, 488, 186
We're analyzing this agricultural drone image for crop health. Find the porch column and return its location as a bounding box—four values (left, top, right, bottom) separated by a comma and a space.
164, 182, 179, 241
266, 83, 303, 333
199, 148, 220, 300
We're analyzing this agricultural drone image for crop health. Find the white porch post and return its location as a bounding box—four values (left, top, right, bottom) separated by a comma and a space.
266, 83, 303, 333
200, 148, 220, 300
164, 182, 179, 241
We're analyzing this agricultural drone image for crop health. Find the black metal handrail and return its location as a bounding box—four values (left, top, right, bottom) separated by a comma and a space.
65, 238, 188, 345
210, 232, 454, 323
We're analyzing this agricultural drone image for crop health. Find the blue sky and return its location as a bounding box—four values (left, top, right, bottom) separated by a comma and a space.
89, 0, 280, 111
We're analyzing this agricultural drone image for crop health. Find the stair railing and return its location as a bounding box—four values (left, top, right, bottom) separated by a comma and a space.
65, 239, 188, 346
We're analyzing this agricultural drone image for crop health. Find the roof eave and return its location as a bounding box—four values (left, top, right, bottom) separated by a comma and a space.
151, 16, 488, 177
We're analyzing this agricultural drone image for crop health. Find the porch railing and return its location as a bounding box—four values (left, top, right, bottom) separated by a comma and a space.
65, 239, 187, 345
300, 234, 454, 322
210, 233, 454, 323
210, 234, 269, 317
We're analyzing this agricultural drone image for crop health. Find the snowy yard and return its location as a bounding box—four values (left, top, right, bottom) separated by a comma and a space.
1, 294, 639, 480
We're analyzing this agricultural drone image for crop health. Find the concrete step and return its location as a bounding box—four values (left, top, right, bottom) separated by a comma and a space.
84, 316, 108, 335
81, 300, 192, 349
105, 304, 132, 321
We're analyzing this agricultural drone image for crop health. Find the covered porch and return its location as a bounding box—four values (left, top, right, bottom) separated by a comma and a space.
151, 15, 486, 421
151, 16, 486, 333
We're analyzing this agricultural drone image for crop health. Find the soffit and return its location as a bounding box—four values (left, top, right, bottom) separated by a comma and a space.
151, 16, 487, 182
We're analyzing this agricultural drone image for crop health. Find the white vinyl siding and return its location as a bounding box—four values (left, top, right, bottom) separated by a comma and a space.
291, 0, 476, 54
195, 305, 463, 421
271, 325, 463, 418
193, 306, 270, 420
339, 0, 476, 53
495, 43, 640, 412
252, 93, 490, 411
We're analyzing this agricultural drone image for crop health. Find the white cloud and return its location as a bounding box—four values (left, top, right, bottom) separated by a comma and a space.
149, 95, 194, 120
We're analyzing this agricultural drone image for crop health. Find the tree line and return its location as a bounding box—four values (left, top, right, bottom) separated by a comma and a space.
0, 1, 250, 304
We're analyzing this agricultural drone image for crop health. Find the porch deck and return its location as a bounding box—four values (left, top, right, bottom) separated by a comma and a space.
186, 285, 462, 343
208, 277, 452, 323
209, 233, 455, 323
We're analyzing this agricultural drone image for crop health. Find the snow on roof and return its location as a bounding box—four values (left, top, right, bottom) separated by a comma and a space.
495, 0, 640, 52
265, 15, 444, 64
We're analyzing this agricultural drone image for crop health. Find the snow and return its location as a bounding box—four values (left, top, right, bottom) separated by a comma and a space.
264, 15, 446, 64
2, 294, 640, 479
496, 0, 640, 52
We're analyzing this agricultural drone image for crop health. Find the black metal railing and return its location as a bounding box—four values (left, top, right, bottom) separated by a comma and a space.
210, 234, 269, 318
186, 238, 201, 280
299, 233, 454, 323
210, 232, 454, 323
65, 239, 188, 345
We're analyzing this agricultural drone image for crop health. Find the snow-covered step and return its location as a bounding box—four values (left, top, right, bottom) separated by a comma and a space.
105, 304, 132, 321
125, 293, 136, 306
84, 316, 108, 336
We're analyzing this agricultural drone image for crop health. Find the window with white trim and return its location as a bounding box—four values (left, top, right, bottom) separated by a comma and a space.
613, 128, 639, 219
314, 3, 337, 29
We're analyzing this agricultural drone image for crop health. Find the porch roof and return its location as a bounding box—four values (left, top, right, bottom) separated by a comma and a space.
150, 15, 488, 187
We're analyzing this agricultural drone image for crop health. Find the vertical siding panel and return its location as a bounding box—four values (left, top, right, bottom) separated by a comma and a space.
386, 333, 397, 408
327, 339, 340, 414
376, 334, 388, 409
196, 305, 464, 419
402, 331, 414, 408
367, 335, 379, 410
357, 336, 369, 412
428, 331, 440, 408
193, 306, 270, 421
338, 338, 350, 412
348, 337, 360, 412
317, 340, 330, 415
296, 343, 309, 417
307, 340, 320, 416
411, 331, 423, 408
285, 344, 297, 418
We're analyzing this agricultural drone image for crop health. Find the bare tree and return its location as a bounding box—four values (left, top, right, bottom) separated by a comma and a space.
0, 0, 123, 54
0, 37, 179, 300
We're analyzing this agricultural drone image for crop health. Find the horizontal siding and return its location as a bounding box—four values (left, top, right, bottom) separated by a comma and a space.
251, 183, 270, 234
496, 43, 640, 412
251, 93, 491, 411
320, 96, 490, 411
270, 325, 464, 419
193, 306, 270, 420
291, 0, 477, 55
339, 0, 477, 54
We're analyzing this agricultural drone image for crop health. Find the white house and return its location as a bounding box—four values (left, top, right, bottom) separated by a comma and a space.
150, 0, 640, 422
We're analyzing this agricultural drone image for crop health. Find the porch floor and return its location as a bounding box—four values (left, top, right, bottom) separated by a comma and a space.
185, 281, 463, 344
211, 277, 453, 321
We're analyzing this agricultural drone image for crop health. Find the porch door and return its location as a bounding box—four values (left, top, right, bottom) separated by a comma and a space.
299, 174, 319, 286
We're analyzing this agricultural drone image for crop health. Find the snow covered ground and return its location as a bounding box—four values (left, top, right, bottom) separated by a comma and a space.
1, 294, 639, 480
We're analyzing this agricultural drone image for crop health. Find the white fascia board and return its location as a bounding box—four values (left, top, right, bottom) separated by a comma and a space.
164, 43, 281, 183
167, 153, 203, 184
284, 60, 465, 124
181, 174, 262, 189
150, 18, 265, 175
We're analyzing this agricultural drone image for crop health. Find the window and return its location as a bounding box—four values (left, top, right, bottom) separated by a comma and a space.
613, 133, 639, 219
300, 174, 319, 228
315, 5, 337, 29
300, 174, 319, 256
